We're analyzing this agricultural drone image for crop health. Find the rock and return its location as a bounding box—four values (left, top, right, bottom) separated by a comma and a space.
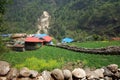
104, 76, 112, 80
63, 69, 72, 80
94, 69, 104, 78
19, 67, 31, 77
51, 69, 64, 80
0, 61, 10, 76
17, 78, 32, 80
36, 74, 44, 80
11, 78, 17, 80
86, 71, 99, 80
114, 71, 120, 79
72, 68, 86, 79
30, 70, 38, 78
42, 71, 52, 80
107, 64, 118, 73
118, 68, 120, 72
103, 67, 113, 77
7, 68, 18, 80
37, 11, 51, 34
0, 77, 7, 80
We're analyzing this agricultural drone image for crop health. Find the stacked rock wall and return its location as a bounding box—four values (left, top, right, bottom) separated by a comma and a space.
49, 45, 120, 55
0, 61, 120, 80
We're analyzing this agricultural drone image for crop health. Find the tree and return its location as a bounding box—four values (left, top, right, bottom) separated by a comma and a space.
0, 0, 10, 54
0, 0, 10, 33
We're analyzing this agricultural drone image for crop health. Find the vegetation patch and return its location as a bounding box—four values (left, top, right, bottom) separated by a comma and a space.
1, 41, 120, 71
15, 57, 63, 72
69, 41, 120, 48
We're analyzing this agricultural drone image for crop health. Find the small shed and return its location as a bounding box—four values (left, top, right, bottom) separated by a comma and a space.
42, 36, 52, 45
25, 37, 43, 50
62, 37, 74, 43
12, 44, 25, 52
34, 34, 52, 45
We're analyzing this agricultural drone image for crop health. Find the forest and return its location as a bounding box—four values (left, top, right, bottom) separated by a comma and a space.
2, 0, 120, 40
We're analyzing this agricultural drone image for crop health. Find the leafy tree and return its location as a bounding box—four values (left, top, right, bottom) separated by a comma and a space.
3, 0, 120, 40
0, 0, 10, 54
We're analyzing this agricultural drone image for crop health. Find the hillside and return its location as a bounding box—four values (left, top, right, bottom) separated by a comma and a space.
3, 0, 120, 40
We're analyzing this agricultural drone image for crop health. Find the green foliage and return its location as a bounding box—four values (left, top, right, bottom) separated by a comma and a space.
0, 37, 10, 54
3, 0, 120, 39
0, 0, 9, 33
15, 57, 63, 71
0, 0, 10, 55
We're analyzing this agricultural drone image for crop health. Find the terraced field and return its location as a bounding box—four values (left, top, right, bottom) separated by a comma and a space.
0, 41, 120, 71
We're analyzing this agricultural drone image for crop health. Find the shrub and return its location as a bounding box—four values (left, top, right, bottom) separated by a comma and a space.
0, 37, 10, 54
15, 57, 64, 72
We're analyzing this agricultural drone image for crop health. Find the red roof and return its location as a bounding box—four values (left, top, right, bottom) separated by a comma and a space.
25, 37, 43, 42
42, 36, 52, 42
112, 37, 120, 41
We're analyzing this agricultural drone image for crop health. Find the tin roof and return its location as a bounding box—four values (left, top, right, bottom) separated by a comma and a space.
25, 37, 43, 42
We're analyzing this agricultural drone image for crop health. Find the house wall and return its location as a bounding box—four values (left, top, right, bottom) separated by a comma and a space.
25, 42, 42, 50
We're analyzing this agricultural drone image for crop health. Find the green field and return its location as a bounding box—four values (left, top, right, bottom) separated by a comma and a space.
69, 41, 120, 48
0, 41, 120, 71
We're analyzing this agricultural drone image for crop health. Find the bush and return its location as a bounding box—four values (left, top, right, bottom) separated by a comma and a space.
0, 37, 10, 54
15, 57, 64, 72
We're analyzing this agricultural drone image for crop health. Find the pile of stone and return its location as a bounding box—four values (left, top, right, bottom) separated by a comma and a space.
0, 61, 120, 80
54, 45, 120, 55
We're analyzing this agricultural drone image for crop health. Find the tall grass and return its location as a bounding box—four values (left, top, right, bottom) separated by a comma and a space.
1, 41, 120, 71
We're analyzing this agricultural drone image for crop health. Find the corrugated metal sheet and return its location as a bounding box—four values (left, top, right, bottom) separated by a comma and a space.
43, 36, 52, 42
25, 37, 43, 42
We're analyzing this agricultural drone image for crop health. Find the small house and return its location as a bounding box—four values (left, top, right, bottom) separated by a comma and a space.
12, 44, 25, 52
34, 34, 52, 45
42, 36, 52, 45
25, 37, 43, 50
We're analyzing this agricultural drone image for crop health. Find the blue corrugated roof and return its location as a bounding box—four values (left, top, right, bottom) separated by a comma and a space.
34, 34, 47, 38
0, 34, 11, 37
62, 37, 74, 43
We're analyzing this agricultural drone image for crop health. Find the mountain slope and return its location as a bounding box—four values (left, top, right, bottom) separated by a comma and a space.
3, 0, 120, 40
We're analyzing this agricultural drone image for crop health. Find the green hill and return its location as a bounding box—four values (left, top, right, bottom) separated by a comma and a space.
3, 0, 120, 40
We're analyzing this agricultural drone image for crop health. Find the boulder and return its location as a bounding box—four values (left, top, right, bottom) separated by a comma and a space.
7, 68, 18, 80
42, 71, 52, 80
30, 70, 38, 78
19, 67, 31, 77
94, 69, 104, 78
72, 68, 86, 79
36, 74, 44, 80
0, 77, 7, 80
107, 64, 118, 73
0, 61, 10, 76
17, 77, 32, 80
63, 69, 72, 80
51, 69, 64, 80
104, 76, 112, 80
114, 71, 120, 79
103, 67, 113, 77
86, 71, 99, 80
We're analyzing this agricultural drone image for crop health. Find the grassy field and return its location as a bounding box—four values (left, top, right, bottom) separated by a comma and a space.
69, 41, 120, 48
0, 41, 120, 71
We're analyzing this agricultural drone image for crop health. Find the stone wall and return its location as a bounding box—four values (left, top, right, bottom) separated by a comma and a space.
0, 61, 120, 80
50, 44, 120, 55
